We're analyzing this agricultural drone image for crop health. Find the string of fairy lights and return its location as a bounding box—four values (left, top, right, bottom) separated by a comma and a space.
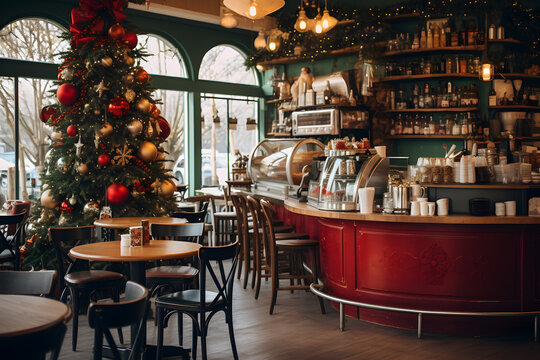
245, 0, 539, 68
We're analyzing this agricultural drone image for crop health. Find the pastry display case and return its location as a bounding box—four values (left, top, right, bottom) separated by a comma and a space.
247, 138, 325, 196
308, 150, 389, 211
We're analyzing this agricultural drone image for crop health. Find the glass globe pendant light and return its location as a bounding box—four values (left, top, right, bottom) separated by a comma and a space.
294, 0, 310, 33
224, 0, 285, 20
220, 9, 238, 28
254, 31, 267, 50
320, 0, 337, 33
313, 7, 323, 35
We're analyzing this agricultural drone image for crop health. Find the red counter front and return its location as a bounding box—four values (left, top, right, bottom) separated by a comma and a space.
278, 199, 540, 335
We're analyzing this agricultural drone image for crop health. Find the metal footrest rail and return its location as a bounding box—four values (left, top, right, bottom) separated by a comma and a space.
309, 284, 540, 341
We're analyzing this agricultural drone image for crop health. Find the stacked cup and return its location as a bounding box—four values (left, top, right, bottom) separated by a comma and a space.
495, 202, 506, 216
436, 198, 449, 216
504, 201, 516, 216
120, 234, 131, 247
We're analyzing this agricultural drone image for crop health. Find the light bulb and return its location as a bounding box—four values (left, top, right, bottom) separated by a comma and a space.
300, 20, 307, 30
315, 22, 322, 34
322, 19, 329, 29
479, 63, 494, 81
320, 9, 338, 33
249, 4, 257, 17
268, 41, 277, 51
294, 9, 309, 33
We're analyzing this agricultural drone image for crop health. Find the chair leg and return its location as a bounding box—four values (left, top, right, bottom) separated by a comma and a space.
71, 287, 79, 351
254, 253, 262, 300
93, 327, 103, 360
178, 312, 183, 346
236, 238, 243, 280
156, 307, 164, 360
192, 316, 198, 360
200, 313, 207, 360
270, 260, 278, 315
103, 328, 121, 360
242, 237, 250, 289
226, 310, 239, 360
112, 288, 124, 344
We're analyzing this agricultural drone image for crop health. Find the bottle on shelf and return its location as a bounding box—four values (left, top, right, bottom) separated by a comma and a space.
427, 24, 433, 48
395, 114, 403, 135
412, 32, 420, 49
433, 24, 441, 48
428, 115, 436, 135
440, 27, 446, 47
420, 27, 427, 48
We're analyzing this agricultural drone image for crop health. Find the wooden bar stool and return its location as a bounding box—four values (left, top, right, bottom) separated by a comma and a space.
259, 199, 325, 315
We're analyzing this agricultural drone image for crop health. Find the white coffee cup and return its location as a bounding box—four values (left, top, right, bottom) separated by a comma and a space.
420, 201, 429, 216
410, 184, 426, 202
375, 146, 386, 157
410, 201, 420, 216
436, 198, 449, 216
495, 202, 506, 216
120, 234, 131, 247
417, 197, 428, 203
504, 201, 516, 216
358, 187, 376, 214
427, 202, 436, 216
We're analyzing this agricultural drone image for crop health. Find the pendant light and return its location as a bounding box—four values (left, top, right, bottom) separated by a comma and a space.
220, 9, 238, 28
320, 0, 337, 33
479, 62, 494, 81
294, 0, 310, 33
224, 0, 285, 20
267, 29, 282, 52
313, 7, 323, 35
254, 31, 267, 50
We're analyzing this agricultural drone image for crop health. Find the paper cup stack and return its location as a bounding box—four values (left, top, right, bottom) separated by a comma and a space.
120, 234, 131, 247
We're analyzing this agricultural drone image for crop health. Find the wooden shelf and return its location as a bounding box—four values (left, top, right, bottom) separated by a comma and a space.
257, 45, 362, 66
385, 107, 479, 113
384, 45, 485, 57
383, 13, 421, 22
497, 73, 540, 80
266, 132, 291, 137
495, 136, 540, 141
266, 98, 291, 104
489, 105, 540, 111
386, 135, 466, 139
421, 183, 540, 189
375, 73, 478, 83
487, 39, 524, 46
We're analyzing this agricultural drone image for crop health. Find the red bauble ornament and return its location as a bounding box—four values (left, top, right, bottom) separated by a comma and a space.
156, 117, 171, 139
108, 97, 129, 118
66, 124, 78, 137
108, 23, 125, 40
40, 106, 57, 123
123, 31, 138, 49
107, 183, 130, 204
136, 68, 150, 83
60, 200, 74, 214
98, 154, 110, 166
57, 83, 79, 106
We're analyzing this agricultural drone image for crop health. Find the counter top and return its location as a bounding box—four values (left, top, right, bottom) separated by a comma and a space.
284, 198, 540, 225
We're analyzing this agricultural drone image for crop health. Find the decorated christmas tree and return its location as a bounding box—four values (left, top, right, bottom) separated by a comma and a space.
24, 0, 178, 270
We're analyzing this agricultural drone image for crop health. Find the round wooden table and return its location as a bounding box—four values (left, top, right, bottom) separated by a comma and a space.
0, 295, 71, 338
94, 216, 188, 229
70, 240, 200, 359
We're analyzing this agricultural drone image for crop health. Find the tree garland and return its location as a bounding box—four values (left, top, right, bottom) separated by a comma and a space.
245, 0, 539, 68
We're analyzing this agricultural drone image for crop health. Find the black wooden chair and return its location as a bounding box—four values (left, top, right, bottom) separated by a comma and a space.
0, 212, 27, 270
0, 270, 57, 297
88, 281, 149, 360
0, 320, 67, 360
155, 241, 240, 360
49, 225, 125, 351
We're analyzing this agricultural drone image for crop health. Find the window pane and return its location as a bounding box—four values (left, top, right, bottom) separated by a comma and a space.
18, 78, 55, 200
0, 77, 17, 201
199, 45, 257, 85
155, 89, 187, 185
0, 18, 68, 63
137, 34, 187, 78
229, 99, 257, 178
201, 97, 228, 186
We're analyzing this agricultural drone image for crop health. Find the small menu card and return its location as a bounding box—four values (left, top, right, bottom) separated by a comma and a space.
141, 219, 150, 245
129, 226, 143, 247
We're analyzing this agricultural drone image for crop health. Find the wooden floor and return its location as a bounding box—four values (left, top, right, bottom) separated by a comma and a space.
58, 263, 540, 360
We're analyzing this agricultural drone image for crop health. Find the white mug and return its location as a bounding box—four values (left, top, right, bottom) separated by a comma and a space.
504, 201, 516, 216
495, 202, 506, 216
420, 201, 429, 216
410, 201, 420, 216
410, 184, 426, 202
427, 202, 436, 216
417, 197, 428, 203
358, 187, 376, 214
436, 198, 449, 216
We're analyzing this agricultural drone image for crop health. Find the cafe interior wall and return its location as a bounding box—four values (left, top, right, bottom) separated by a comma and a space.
0, 0, 265, 194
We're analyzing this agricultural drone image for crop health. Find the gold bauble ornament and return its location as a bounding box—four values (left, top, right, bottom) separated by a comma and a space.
51, 131, 63, 141
136, 99, 151, 113
146, 123, 154, 137
77, 162, 89, 174
125, 89, 136, 103
138, 141, 157, 162
101, 57, 113, 67
99, 122, 113, 137
124, 55, 135, 66
127, 120, 143, 136
123, 74, 135, 84
160, 179, 176, 198
41, 189, 59, 209
93, 108, 101, 115
39, 208, 54, 223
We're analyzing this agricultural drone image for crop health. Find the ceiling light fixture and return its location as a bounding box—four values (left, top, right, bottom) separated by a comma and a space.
254, 30, 267, 50
294, 0, 310, 33
220, 9, 238, 28
320, 0, 337, 32
313, 7, 323, 34
224, 0, 285, 20
266, 29, 283, 52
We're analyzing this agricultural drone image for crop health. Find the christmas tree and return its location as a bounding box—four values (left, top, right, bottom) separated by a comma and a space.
24, 0, 178, 270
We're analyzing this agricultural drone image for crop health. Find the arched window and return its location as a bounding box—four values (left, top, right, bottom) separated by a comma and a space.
198, 45, 257, 85
0, 18, 69, 198
137, 34, 187, 183
137, 34, 187, 78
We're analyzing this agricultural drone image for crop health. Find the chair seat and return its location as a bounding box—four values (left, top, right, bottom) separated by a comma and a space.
156, 289, 222, 308
64, 270, 124, 285
276, 239, 319, 247
146, 266, 199, 279
0, 249, 15, 259
275, 232, 309, 240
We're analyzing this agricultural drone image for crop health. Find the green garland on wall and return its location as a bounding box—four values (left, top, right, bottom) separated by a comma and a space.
245, 0, 540, 68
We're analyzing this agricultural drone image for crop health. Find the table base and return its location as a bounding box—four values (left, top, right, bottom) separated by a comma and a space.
102, 344, 190, 360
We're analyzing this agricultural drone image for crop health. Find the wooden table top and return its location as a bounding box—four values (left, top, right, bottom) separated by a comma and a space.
0, 295, 71, 337
69, 240, 201, 262
196, 187, 225, 199
94, 216, 187, 229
